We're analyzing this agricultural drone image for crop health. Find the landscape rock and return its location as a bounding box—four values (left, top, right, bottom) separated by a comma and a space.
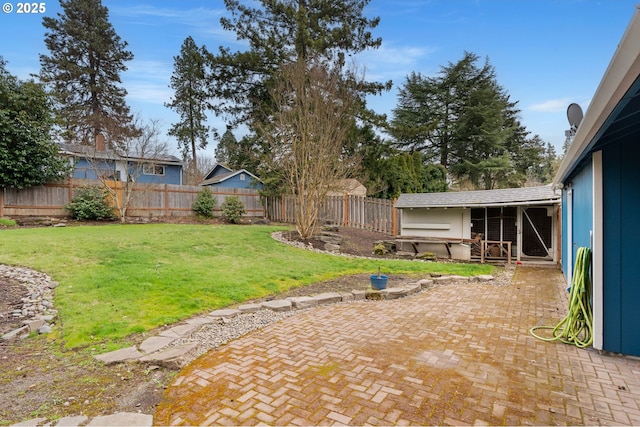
432, 276, 453, 285
208, 309, 240, 319
10, 417, 48, 426
417, 279, 434, 289
2, 325, 29, 341
24, 319, 44, 333
85, 412, 153, 426
139, 343, 199, 370
139, 336, 175, 354
261, 299, 292, 312
160, 323, 200, 338
315, 292, 342, 305
238, 303, 262, 313
341, 293, 354, 302
381, 287, 409, 300
37, 324, 52, 334
95, 346, 143, 364
405, 283, 422, 295
289, 296, 318, 310
54, 415, 89, 426
324, 243, 341, 252
351, 290, 366, 301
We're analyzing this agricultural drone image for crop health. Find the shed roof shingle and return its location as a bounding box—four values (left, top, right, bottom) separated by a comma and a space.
395, 185, 560, 209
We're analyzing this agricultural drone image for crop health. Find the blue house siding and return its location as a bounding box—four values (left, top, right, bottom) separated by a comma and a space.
554, 8, 640, 357
562, 160, 593, 280
601, 138, 640, 355
209, 173, 263, 190
71, 158, 115, 180
136, 164, 182, 185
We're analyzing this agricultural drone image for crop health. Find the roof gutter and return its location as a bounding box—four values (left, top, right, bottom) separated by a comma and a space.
554, 4, 640, 186
396, 199, 561, 209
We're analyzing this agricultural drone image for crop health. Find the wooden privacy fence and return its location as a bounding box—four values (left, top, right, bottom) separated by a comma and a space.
266, 194, 399, 235
1, 180, 399, 235
0, 179, 265, 218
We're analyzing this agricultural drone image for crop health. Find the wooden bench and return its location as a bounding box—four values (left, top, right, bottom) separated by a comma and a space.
395, 236, 466, 259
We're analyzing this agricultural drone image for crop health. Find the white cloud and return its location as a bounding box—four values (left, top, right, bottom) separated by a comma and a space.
355, 43, 438, 82
109, 4, 238, 46
528, 98, 573, 113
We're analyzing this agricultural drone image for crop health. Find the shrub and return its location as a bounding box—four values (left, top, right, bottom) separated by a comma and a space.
220, 196, 245, 224
65, 186, 115, 221
0, 217, 17, 228
192, 188, 217, 218
373, 242, 388, 255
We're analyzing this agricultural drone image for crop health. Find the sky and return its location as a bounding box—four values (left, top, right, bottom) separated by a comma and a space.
0, 0, 638, 160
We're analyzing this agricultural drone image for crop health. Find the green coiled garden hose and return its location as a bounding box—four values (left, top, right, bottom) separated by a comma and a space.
530, 247, 593, 348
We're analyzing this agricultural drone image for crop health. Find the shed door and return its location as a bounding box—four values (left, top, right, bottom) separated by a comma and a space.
522, 207, 553, 258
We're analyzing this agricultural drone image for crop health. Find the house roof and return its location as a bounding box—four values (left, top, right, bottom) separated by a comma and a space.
202, 163, 233, 180
395, 185, 560, 209
554, 5, 640, 185
59, 143, 183, 165
199, 169, 262, 186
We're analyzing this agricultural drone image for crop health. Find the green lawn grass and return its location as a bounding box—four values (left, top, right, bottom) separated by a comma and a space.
0, 224, 493, 349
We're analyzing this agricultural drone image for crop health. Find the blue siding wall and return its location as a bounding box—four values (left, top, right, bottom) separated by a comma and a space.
208, 173, 263, 190
602, 138, 640, 355
136, 164, 182, 185
564, 160, 593, 278
71, 158, 182, 185
71, 158, 115, 180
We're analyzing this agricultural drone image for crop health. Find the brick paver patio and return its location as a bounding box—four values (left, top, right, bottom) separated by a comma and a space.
155, 267, 640, 425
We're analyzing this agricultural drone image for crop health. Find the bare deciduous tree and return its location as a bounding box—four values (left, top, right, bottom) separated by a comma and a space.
84, 118, 171, 222
261, 59, 359, 238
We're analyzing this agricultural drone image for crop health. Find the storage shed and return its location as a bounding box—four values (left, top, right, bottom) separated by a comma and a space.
554, 6, 640, 356
395, 185, 560, 262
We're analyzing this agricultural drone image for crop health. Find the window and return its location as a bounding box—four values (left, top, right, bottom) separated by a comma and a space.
143, 164, 165, 176
240, 173, 246, 181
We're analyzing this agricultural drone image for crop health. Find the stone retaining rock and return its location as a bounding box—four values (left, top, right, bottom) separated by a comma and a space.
1, 265, 58, 342
315, 292, 342, 305
261, 299, 292, 312
289, 296, 318, 310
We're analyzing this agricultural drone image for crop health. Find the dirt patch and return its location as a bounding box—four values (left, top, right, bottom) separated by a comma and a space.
0, 277, 28, 336
0, 225, 415, 424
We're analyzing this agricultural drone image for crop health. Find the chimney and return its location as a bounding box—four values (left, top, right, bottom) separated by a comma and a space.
95, 133, 105, 151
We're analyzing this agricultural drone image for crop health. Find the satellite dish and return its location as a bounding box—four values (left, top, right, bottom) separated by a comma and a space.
567, 103, 583, 130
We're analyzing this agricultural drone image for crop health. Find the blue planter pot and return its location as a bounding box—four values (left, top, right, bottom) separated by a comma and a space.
370, 275, 388, 290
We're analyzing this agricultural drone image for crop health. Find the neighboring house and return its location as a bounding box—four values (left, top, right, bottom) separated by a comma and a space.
327, 179, 367, 197
395, 185, 560, 262
554, 7, 640, 356
60, 135, 183, 185
199, 163, 263, 190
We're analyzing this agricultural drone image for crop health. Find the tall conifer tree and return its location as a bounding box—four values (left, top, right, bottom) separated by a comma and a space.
39, 0, 137, 145
166, 36, 210, 177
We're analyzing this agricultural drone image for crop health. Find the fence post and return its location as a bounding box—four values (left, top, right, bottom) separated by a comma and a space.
392, 198, 397, 236
0, 187, 4, 217
164, 184, 169, 218
68, 177, 74, 204
343, 193, 348, 227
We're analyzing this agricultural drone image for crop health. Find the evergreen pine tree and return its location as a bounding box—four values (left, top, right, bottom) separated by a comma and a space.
39, 0, 137, 145
166, 36, 210, 177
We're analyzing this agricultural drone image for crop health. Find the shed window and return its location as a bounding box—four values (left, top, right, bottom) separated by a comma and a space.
240, 173, 246, 181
